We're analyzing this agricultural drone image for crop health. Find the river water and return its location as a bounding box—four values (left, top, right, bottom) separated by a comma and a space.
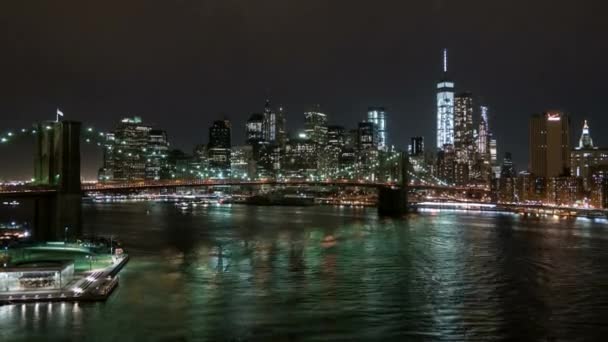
1, 203, 608, 341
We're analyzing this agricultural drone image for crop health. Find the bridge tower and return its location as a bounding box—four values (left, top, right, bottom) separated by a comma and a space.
32, 121, 82, 241
377, 151, 409, 216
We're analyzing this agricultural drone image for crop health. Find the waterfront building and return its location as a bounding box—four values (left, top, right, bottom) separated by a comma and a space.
530, 112, 571, 178
437, 48, 455, 149
208, 119, 231, 178
546, 176, 583, 206
570, 120, 608, 189
304, 108, 328, 145
0, 261, 74, 292
590, 166, 608, 208
367, 107, 387, 150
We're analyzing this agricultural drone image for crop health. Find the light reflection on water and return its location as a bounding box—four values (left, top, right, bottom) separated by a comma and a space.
1, 203, 608, 341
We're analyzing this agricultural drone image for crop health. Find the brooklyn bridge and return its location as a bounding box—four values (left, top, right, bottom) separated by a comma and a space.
0, 120, 489, 240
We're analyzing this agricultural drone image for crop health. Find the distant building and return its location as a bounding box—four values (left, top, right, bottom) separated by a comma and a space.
320, 125, 345, 177
546, 176, 583, 206
283, 134, 317, 178
357, 121, 377, 151
246, 113, 264, 145
529, 111, 571, 178
409, 137, 424, 156
101, 117, 156, 181
570, 120, 608, 189
500, 152, 516, 178
208, 119, 231, 178
436, 144, 456, 184
145, 129, 169, 180
231, 145, 255, 180
367, 107, 387, 150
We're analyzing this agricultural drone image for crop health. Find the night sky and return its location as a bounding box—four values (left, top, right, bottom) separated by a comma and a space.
0, 0, 606, 180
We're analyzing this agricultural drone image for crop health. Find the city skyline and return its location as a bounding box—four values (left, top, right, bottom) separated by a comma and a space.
1, 1, 606, 178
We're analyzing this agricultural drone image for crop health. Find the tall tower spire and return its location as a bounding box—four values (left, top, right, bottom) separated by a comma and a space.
578, 120, 594, 149
443, 48, 448, 73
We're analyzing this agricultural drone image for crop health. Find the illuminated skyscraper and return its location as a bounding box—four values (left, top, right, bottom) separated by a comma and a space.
529, 112, 571, 178
108, 117, 152, 181
263, 99, 276, 143
246, 113, 264, 145
454, 92, 474, 164
437, 48, 455, 149
476, 105, 492, 182
478, 106, 490, 157
367, 107, 387, 150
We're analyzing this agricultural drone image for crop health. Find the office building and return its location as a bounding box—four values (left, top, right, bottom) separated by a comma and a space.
304, 108, 328, 145
107, 117, 152, 181
454, 92, 475, 164
500, 152, 516, 178
283, 134, 317, 178
145, 129, 169, 180
530, 112, 571, 178
367, 107, 387, 150
208, 119, 231, 178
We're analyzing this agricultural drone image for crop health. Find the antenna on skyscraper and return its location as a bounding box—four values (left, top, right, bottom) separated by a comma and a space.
443, 48, 448, 73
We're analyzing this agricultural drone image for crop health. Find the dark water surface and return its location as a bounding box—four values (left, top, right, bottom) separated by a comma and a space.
2, 203, 608, 341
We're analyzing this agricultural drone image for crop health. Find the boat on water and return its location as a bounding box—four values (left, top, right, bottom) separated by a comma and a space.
246, 193, 315, 206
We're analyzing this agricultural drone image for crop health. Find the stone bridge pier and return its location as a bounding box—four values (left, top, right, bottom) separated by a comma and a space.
33, 121, 82, 241
377, 152, 408, 217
